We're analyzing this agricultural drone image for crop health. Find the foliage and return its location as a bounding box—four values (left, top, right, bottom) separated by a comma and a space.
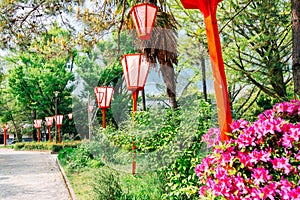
220, 0, 293, 117
104, 98, 215, 199
196, 100, 300, 199
91, 166, 123, 200
1, 25, 77, 138
13, 141, 80, 152
58, 143, 103, 171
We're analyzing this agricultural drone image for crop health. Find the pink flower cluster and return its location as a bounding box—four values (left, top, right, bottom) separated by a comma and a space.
196, 100, 300, 199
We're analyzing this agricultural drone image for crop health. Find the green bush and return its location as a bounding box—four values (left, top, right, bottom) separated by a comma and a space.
103, 98, 214, 199
58, 143, 104, 172
13, 141, 80, 152
91, 167, 123, 200
90, 167, 162, 200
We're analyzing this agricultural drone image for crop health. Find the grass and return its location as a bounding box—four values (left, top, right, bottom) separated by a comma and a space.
66, 170, 95, 200
61, 165, 163, 200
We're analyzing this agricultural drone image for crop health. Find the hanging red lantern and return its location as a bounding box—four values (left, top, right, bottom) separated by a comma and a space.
45, 117, 53, 127
121, 53, 150, 175
68, 113, 73, 120
121, 53, 150, 93
34, 119, 43, 143
130, 2, 158, 40
94, 86, 114, 128
55, 115, 64, 142
45, 117, 53, 141
94, 87, 114, 109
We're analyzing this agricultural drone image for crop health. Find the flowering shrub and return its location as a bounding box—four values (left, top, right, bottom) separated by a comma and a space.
195, 100, 300, 199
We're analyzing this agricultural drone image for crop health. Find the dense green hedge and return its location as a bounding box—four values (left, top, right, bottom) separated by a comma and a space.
13, 141, 81, 153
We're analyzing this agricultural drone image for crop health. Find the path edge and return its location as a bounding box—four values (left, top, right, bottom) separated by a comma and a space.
56, 158, 77, 200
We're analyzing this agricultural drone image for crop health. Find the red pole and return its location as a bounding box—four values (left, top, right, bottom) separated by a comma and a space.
37, 128, 41, 143
132, 90, 138, 112
203, 11, 232, 141
180, 0, 232, 141
57, 125, 61, 143
102, 109, 106, 128
132, 90, 139, 175
3, 129, 6, 146
48, 126, 52, 141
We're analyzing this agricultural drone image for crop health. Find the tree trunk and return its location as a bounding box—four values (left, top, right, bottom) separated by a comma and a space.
32, 110, 37, 141
160, 63, 178, 109
200, 55, 208, 102
292, 0, 300, 98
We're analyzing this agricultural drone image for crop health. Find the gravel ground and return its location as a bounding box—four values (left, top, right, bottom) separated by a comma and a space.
0, 148, 71, 200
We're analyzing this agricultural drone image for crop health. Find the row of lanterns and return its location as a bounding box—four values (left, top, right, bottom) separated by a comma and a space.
34, 114, 72, 143
93, 2, 158, 175
1, 113, 72, 146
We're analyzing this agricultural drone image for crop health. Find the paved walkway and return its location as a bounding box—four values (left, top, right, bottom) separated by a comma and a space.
0, 148, 71, 200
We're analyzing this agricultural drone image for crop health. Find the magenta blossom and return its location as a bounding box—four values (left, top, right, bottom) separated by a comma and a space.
196, 100, 300, 199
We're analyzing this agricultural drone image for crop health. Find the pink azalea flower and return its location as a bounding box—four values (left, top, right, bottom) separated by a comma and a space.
249, 149, 271, 164
261, 182, 277, 200
237, 132, 256, 148
195, 100, 300, 199
271, 157, 292, 175
237, 151, 253, 168
231, 119, 249, 133
251, 167, 272, 185
249, 187, 262, 199
277, 178, 293, 199
202, 128, 220, 148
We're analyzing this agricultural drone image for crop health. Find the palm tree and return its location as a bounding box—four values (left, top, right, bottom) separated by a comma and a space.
123, 0, 179, 109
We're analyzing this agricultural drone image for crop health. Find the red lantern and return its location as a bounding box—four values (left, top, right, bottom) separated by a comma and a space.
34, 119, 42, 129
179, 0, 232, 141
34, 119, 42, 143
45, 117, 53, 141
94, 86, 114, 128
55, 115, 64, 126
121, 53, 150, 92
121, 53, 150, 175
130, 3, 158, 40
68, 113, 73, 120
94, 87, 114, 109
45, 117, 53, 127
54, 115, 63, 142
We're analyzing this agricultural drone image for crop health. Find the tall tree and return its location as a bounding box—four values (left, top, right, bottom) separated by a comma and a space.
292, 0, 300, 98
4, 25, 76, 137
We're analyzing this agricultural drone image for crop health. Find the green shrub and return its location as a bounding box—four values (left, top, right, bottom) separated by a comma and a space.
105, 99, 214, 199
13, 141, 80, 152
13, 142, 25, 150
91, 166, 123, 200
58, 143, 104, 172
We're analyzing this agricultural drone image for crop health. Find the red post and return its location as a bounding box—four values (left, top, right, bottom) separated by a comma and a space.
102, 108, 107, 128
48, 126, 52, 141
180, 0, 232, 141
37, 128, 41, 143
3, 129, 7, 146
57, 125, 61, 143
132, 91, 138, 112
131, 90, 139, 175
